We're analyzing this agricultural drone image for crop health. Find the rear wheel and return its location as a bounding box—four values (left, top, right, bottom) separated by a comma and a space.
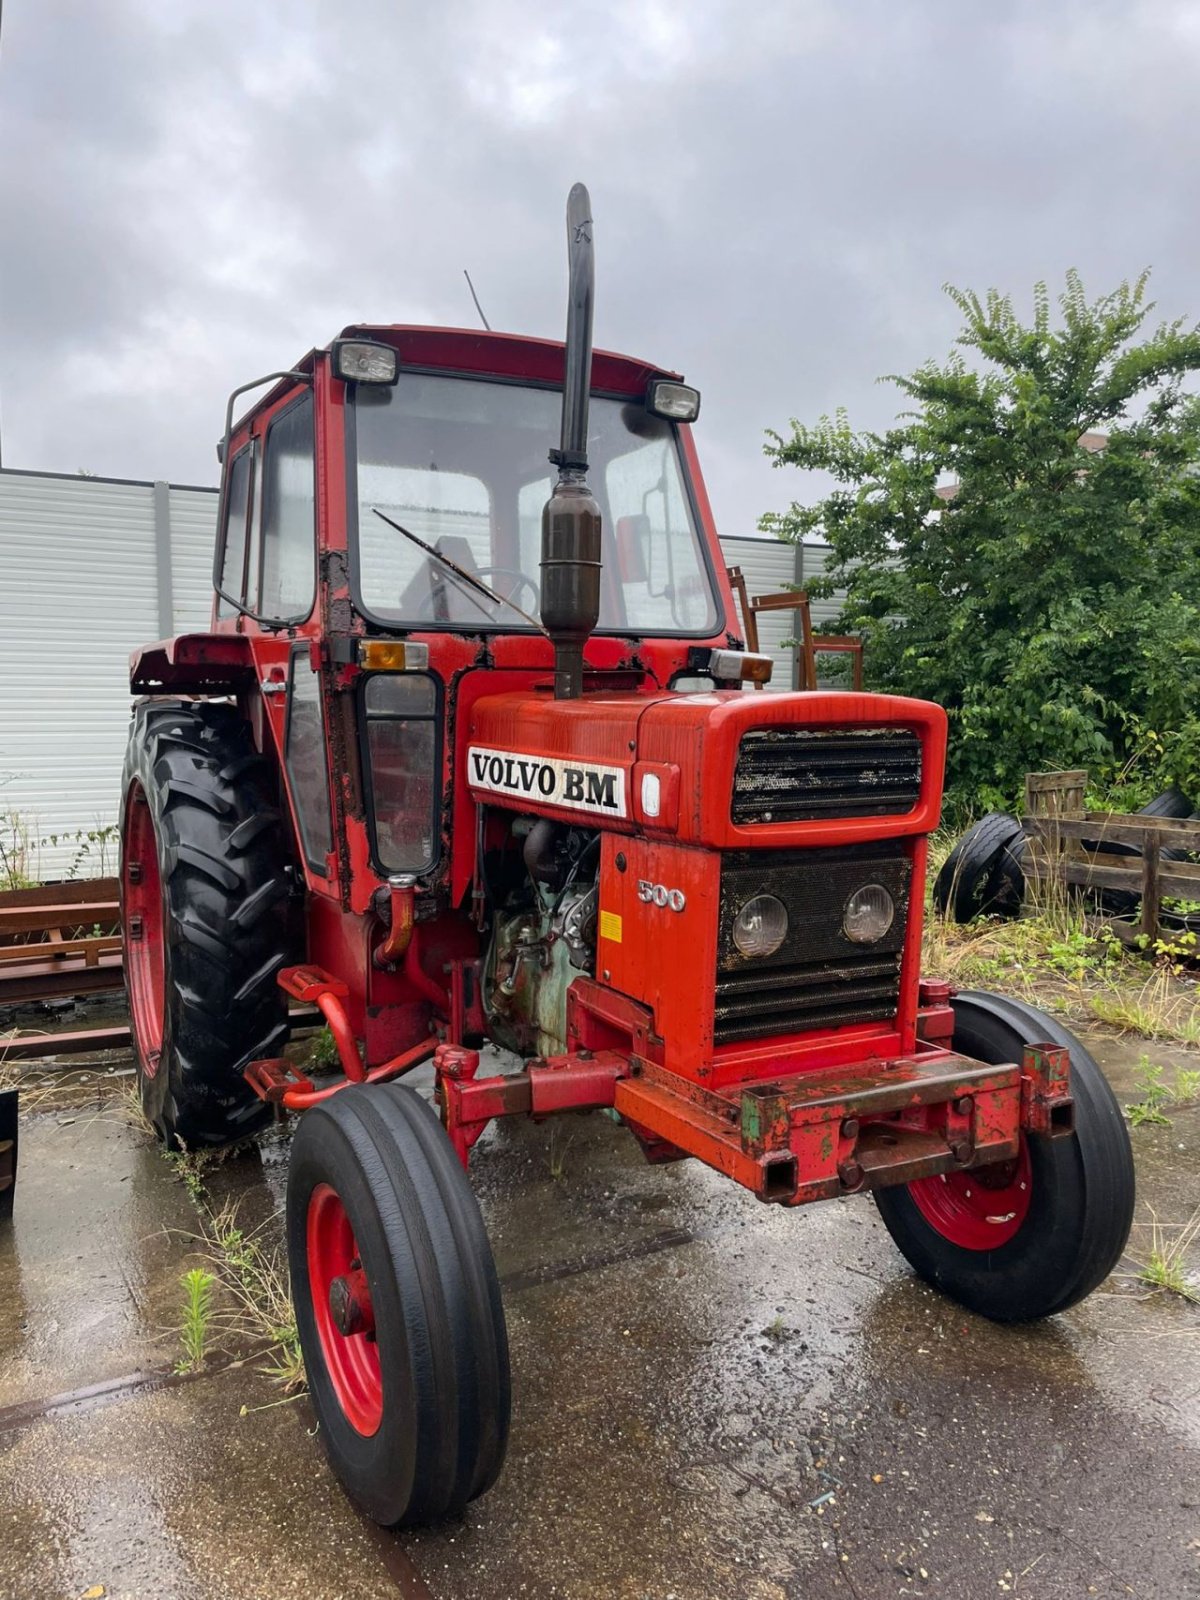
120, 700, 290, 1148
875, 992, 1134, 1321
287, 1083, 510, 1527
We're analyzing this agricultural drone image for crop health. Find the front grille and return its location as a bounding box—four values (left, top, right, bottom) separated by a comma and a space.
731, 727, 922, 824
714, 952, 901, 1044
716, 844, 909, 1047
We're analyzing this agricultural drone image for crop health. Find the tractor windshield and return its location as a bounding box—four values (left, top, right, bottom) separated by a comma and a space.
349, 372, 720, 635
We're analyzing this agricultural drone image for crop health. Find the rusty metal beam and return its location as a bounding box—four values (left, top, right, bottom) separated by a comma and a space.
0, 953, 124, 1003
0, 878, 118, 910
3, 1026, 132, 1060
2, 1007, 321, 1063
0, 903, 119, 936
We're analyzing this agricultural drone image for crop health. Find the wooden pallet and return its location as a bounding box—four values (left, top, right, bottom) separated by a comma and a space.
1023, 772, 1200, 944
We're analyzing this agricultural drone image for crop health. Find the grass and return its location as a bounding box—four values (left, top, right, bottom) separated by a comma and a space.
308, 1024, 340, 1071
1122, 1054, 1200, 1126
1088, 967, 1200, 1046
103, 1077, 304, 1396
198, 1199, 306, 1392
547, 1123, 575, 1183
1124, 1208, 1200, 1304
1124, 1056, 1175, 1126
176, 1267, 217, 1373
164, 1148, 215, 1203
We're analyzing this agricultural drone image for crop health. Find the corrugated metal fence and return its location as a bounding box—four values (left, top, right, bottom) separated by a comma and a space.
0, 470, 215, 880
0, 472, 844, 878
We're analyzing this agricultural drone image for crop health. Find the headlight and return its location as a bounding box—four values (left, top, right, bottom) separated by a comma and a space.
843, 884, 895, 944
732, 894, 788, 958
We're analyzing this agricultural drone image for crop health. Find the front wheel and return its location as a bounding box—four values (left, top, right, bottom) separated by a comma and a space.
874, 992, 1134, 1321
287, 1083, 510, 1527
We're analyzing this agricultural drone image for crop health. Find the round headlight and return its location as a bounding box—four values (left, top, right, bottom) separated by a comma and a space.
843, 883, 895, 944
732, 894, 789, 958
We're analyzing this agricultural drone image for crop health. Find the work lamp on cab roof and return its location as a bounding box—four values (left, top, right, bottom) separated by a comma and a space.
116, 177, 1136, 1538
646, 378, 701, 422
331, 338, 399, 384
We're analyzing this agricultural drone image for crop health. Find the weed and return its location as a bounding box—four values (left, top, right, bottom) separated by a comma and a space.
0, 809, 33, 890
763, 1313, 787, 1341
1175, 1067, 1200, 1103
198, 1200, 305, 1391
547, 1124, 575, 1183
165, 1149, 213, 1202
1152, 926, 1200, 969
1125, 1208, 1200, 1304
176, 1267, 217, 1372
309, 1025, 340, 1071
1124, 1057, 1174, 1127
119, 1082, 156, 1138
1089, 968, 1200, 1046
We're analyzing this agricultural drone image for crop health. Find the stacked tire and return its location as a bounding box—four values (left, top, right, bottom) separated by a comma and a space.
934, 788, 1195, 926
932, 812, 1024, 923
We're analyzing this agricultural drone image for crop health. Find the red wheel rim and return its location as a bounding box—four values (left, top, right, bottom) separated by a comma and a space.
306, 1184, 383, 1435
908, 1138, 1033, 1250
123, 782, 165, 1074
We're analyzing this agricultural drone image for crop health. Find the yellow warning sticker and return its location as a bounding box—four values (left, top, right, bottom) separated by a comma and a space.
599, 909, 623, 944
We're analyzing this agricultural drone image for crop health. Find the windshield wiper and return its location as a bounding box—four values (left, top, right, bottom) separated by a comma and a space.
370, 508, 547, 633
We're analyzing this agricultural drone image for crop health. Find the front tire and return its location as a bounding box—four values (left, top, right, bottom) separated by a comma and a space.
120, 700, 290, 1148
875, 992, 1134, 1321
287, 1083, 511, 1527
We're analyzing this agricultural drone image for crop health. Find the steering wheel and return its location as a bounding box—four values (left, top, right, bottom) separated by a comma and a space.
412, 564, 540, 621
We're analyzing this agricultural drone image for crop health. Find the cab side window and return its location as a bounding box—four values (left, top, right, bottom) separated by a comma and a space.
259, 392, 316, 622
285, 647, 333, 872
216, 446, 253, 616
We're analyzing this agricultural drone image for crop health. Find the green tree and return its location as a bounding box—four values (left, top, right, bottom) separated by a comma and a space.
761, 272, 1200, 810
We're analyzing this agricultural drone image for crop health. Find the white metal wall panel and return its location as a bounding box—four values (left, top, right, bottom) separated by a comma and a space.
717, 535, 849, 690
797, 542, 843, 630
0, 471, 159, 880
168, 485, 219, 633
718, 533, 798, 690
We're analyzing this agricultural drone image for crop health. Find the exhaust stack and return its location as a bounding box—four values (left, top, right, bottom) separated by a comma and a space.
540, 183, 602, 700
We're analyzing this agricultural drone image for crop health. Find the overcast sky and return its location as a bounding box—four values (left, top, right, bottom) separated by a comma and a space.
1, 0, 1197, 536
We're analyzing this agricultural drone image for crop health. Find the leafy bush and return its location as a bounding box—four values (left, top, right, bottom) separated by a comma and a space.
762, 272, 1200, 811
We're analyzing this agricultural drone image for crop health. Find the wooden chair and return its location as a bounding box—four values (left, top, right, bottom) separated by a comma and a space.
726, 567, 864, 692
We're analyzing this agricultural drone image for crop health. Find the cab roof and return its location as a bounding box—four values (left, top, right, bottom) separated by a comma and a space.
338, 324, 682, 396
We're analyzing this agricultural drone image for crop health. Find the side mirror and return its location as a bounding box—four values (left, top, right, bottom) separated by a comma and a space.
615, 514, 650, 583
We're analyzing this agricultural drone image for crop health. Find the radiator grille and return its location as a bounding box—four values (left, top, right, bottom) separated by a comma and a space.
716, 844, 910, 1047
714, 952, 901, 1044
731, 727, 922, 824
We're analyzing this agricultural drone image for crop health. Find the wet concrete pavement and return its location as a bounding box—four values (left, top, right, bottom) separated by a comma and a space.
1, 1036, 1197, 1600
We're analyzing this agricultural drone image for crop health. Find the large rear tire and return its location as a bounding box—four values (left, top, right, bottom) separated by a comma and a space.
120, 700, 290, 1149
287, 1083, 510, 1527
875, 992, 1134, 1321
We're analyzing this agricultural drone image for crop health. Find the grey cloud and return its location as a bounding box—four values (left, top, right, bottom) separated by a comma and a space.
1, 0, 1197, 532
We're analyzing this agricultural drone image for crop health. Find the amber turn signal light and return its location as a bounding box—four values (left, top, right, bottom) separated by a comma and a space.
358, 640, 430, 672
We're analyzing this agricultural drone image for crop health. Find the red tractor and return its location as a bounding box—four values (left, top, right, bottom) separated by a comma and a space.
120, 186, 1134, 1527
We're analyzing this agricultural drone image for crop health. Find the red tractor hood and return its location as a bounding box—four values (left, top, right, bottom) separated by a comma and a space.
464, 688, 947, 849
